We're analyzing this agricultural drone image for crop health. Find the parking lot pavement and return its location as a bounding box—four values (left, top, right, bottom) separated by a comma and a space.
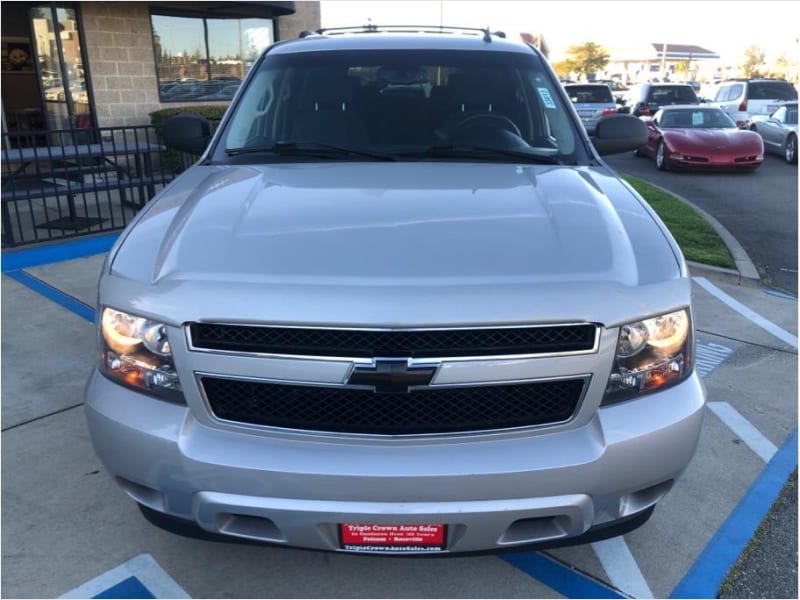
1, 241, 797, 599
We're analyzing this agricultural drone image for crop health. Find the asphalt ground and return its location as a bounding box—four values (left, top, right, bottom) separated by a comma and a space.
605, 151, 799, 295
1, 234, 797, 599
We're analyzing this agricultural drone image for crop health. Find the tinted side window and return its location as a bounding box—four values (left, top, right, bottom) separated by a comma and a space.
729, 84, 745, 100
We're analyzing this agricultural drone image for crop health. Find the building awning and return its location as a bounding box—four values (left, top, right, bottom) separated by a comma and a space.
651, 43, 719, 60
148, 1, 295, 19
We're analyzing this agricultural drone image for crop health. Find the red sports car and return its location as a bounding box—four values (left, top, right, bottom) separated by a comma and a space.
635, 105, 764, 171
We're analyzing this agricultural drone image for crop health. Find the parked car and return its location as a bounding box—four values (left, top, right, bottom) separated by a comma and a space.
196, 83, 241, 102
563, 83, 619, 134
85, 26, 704, 555
622, 83, 699, 117
709, 78, 798, 128
636, 105, 764, 171
748, 101, 798, 164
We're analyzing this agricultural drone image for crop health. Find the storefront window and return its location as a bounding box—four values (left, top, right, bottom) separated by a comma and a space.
30, 5, 91, 131
151, 13, 274, 103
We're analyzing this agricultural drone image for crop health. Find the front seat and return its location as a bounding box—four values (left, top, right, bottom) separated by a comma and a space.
290, 71, 369, 147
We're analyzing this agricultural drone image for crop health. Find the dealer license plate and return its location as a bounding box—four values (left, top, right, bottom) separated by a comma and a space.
339, 523, 447, 552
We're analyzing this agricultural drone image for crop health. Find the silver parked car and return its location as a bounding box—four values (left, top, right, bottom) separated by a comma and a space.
748, 101, 798, 164
563, 83, 619, 134
85, 26, 705, 555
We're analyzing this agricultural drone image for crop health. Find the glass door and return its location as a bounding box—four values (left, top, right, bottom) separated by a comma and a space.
30, 4, 92, 135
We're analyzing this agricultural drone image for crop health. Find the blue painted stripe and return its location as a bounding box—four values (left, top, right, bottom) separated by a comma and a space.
5, 270, 96, 322
92, 576, 155, 599
1, 233, 118, 272
763, 288, 797, 301
502, 551, 624, 599
671, 429, 798, 598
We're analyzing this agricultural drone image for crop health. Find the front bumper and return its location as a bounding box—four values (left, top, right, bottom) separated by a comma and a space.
85, 369, 705, 554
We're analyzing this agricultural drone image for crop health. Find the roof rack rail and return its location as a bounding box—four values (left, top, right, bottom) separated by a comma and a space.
314, 25, 506, 42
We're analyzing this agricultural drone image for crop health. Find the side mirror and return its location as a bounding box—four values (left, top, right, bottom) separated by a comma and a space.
592, 114, 648, 155
161, 113, 211, 155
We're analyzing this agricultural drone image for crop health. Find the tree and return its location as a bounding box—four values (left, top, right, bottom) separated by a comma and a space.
551, 59, 576, 79
563, 42, 609, 79
742, 45, 765, 78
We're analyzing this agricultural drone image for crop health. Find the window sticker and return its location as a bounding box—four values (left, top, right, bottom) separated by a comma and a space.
692, 112, 703, 126
537, 87, 557, 109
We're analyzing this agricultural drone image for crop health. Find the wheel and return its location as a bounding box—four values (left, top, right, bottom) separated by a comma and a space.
785, 134, 797, 164
633, 147, 645, 157
655, 140, 669, 171
451, 113, 522, 138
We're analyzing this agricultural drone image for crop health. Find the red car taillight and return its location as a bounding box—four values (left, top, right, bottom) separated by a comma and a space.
601, 108, 617, 116
739, 99, 748, 112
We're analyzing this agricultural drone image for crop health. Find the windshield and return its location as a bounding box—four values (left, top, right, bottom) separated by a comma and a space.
658, 108, 736, 129
220, 49, 587, 163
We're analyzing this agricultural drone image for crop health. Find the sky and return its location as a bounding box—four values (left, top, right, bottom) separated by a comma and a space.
320, 1, 800, 65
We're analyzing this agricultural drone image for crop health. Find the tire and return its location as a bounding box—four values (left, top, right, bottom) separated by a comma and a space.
655, 140, 669, 171
785, 134, 797, 164
633, 147, 645, 157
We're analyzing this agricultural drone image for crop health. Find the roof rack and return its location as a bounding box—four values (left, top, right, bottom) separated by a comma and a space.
305, 25, 506, 42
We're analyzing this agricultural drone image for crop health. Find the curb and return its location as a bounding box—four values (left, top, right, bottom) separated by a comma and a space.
639, 180, 762, 286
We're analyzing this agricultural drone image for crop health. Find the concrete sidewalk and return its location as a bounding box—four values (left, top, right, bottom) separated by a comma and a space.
1, 246, 797, 598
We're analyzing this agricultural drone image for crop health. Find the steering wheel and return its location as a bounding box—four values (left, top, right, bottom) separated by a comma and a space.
451, 113, 522, 138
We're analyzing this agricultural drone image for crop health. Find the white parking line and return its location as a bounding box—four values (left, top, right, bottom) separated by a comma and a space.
592, 537, 654, 598
59, 553, 189, 599
707, 402, 778, 463
693, 277, 798, 349
695, 341, 734, 378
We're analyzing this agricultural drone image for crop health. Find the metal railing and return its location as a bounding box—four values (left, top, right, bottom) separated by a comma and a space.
1, 125, 193, 248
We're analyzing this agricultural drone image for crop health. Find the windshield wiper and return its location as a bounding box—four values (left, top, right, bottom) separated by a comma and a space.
226, 141, 397, 161
396, 145, 562, 164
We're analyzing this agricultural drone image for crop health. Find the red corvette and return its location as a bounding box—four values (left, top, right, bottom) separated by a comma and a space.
636, 105, 764, 171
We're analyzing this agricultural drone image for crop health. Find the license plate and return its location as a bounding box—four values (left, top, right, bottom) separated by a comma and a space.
339, 523, 447, 552
578, 109, 595, 117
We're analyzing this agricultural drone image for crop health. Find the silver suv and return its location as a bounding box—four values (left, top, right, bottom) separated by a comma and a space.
85, 26, 705, 555
563, 83, 619, 134
710, 78, 798, 128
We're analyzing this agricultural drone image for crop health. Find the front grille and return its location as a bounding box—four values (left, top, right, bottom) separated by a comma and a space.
201, 377, 587, 435
189, 323, 597, 358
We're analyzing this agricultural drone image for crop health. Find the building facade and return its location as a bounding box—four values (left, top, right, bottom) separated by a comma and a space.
1, 1, 321, 133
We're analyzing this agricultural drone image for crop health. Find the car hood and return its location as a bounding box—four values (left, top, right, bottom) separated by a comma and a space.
664, 128, 763, 151
108, 163, 686, 327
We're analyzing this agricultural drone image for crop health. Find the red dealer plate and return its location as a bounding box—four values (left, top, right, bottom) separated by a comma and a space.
339, 523, 447, 552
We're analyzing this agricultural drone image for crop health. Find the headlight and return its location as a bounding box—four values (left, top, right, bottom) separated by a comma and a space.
99, 307, 182, 401
603, 308, 693, 405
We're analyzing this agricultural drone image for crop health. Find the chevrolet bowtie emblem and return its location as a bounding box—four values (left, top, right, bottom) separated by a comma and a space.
347, 360, 437, 394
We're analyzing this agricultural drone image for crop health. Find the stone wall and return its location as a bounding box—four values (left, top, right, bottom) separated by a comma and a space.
80, 2, 161, 127
80, 2, 321, 127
